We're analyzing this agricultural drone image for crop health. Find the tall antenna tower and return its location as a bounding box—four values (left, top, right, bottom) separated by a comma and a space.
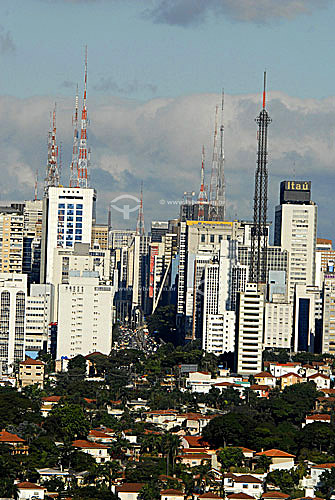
70, 84, 79, 187
34, 169, 38, 201
77, 46, 89, 188
44, 103, 59, 197
209, 105, 219, 219
136, 182, 145, 236
197, 145, 207, 221
250, 72, 272, 284
216, 89, 225, 220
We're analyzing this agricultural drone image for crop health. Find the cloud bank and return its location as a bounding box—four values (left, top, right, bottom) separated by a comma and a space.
0, 91, 334, 239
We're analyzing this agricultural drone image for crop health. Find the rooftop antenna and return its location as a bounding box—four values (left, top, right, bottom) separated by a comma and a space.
77, 46, 89, 188
70, 84, 79, 187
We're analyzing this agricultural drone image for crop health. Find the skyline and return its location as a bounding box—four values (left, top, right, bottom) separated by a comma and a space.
0, 0, 335, 238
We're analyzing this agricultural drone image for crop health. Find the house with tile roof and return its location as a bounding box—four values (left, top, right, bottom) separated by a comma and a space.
0, 429, 28, 455
254, 372, 276, 388
307, 373, 331, 390
72, 439, 109, 463
18, 357, 45, 389
226, 474, 263, 498
116, 483, 145, 500
16, 481, 45, 500
303, 414, 331, 427
278, 372, 302, 390
160, 489, 184, 500
255, 449, 295, 471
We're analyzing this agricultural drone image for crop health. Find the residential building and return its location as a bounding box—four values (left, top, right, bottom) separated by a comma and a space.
72, 439, 109, 463
91, 223, 109, 250
322, 276, 335, 354
0, 207, 24, 273
235, 283, 265, 375
18, 357, 45, 388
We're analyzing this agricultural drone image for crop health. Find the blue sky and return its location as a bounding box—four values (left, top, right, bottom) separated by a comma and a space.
0, 0, 335, 239
2, 0, 334, 100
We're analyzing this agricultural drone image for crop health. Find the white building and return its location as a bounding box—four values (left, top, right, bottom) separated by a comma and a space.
0, 273, 27, 374
236, 283, 265, 375
25, 284, 53, 355
274, 181, 317, 302
40, 186, 96, 283
322, 276, 335, 354
57, 271, 114, 359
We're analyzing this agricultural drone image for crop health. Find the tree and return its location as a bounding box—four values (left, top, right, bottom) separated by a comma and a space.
147, 305, 176, 344
217, 447, 244, 471
319, 467, 335, 499
256, 454, 272, 472
203, 412, 254, 449
44, 403, 90, 441
138, 480, 161, 500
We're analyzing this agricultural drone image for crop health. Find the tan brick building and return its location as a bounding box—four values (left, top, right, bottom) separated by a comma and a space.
18, 357, 45, 388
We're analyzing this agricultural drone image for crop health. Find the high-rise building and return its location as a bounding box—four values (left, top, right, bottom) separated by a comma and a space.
91, 224, 109, 250
264, 271, 292, 350
315, 238, 335, 288
322, 276, 335, 354
151, 221, 169, 243
0, 207, 24, 274
57, 271, 114, 359
25, 284, 53, 356
40, 186, 96, 283
293, 284, 322, 352
235, 283, 265, 375
0, 273, 27, 374
274, 180, 317, 302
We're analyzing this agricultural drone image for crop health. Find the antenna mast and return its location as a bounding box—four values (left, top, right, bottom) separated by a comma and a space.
197, 146, 207, 221
77, 46, 89, 188
136, 182, 145, 236
216, 89, 225, 220
34, 169, 38, 201
250, 72, 272, 284
44, 103, 60, 197
70, 84, 79, 187
209, 105, 219, 220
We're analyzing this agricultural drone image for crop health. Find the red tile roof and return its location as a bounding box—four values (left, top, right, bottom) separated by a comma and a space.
72, 439, 108, 449
198, 493, 224, 499
255, 449, 295, 458
232, 475, 262, 484
116, 483, 144, 493
160, 489, 184, 496
311, 463, 335, 469
250, 385, 270, 391
0, 430, 25, 443
255, 372, 274, 378
183, 436, 210, 448
308, 373, 330, 380
88, 429, 113, 438
17, 482, 45, 489
228, 494, 255, 500
306, 414, 331, 421
42, 396, 61, 402
279, 372, 302, 379
261, 493, 289, 499
20, 357, 44, 366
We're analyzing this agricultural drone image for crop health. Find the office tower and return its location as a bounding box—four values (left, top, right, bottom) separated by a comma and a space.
250, 73, 271, 284
151, 221, 169, 243
236, 283, 265, 375
22, 200, 43, 285
230, 264, 248, 311
91, 224, 109, 250
57, 271, 114, 359
0, 207, 24, 274
315, 238, 335, 288
0, 274, 27, 374
50, 242, 111, 322
176, 220, 245, 336
110, 229, 136, 249
25, 284, 53, 355
293, 284, 322, 352
201, 256, 235, 354
127, 235, 150, 319
180, 192, 196, 222
322, 276, 335, 354
264, 271, 292, 349
40, 186, 96, 283
274, 180, 317, 301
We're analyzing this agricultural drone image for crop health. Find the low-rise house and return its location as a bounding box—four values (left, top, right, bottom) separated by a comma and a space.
116, 483, 144, 500
40, 396, 62, 417
181, 435, 210, 449
254, 372, 276, 388
303, 414, 331, 427
160, 489, 184, 500
255, 449, 295, 471
307, 373, 331, 390
267, 362, 301, 378
88, 429, 115, 444
176, 452, 211, 467
18, 358, 45, 389
197, 493, 224, 500
226, 474, 263, 498
309, 463, 335, 490
0, 430, 28, 455
145, 410, 178, 425
315, 397, 335, 412
72, 439, 109, 463
278, 372, 302, 390
238, 447, 256, 460
184, 413, 217, 435
228, 494, 255, 500
16, 482, 45, 500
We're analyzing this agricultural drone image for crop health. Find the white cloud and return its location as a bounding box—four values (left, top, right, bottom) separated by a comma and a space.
0, 91, 334, 238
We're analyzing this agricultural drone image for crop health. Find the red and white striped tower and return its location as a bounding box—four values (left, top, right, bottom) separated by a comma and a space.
209, 105, 219, 219
69, 84, 79, 187
77, 46, 90, 188
44, 103, 59, 197
197, 145, 207, 221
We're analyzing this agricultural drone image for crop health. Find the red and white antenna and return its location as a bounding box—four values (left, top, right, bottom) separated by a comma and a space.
136, 182, 145, 236
77, 46, 89, 188
70, 84, 79, 187
198, 145, 207, 221
44, 103, 60, 196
